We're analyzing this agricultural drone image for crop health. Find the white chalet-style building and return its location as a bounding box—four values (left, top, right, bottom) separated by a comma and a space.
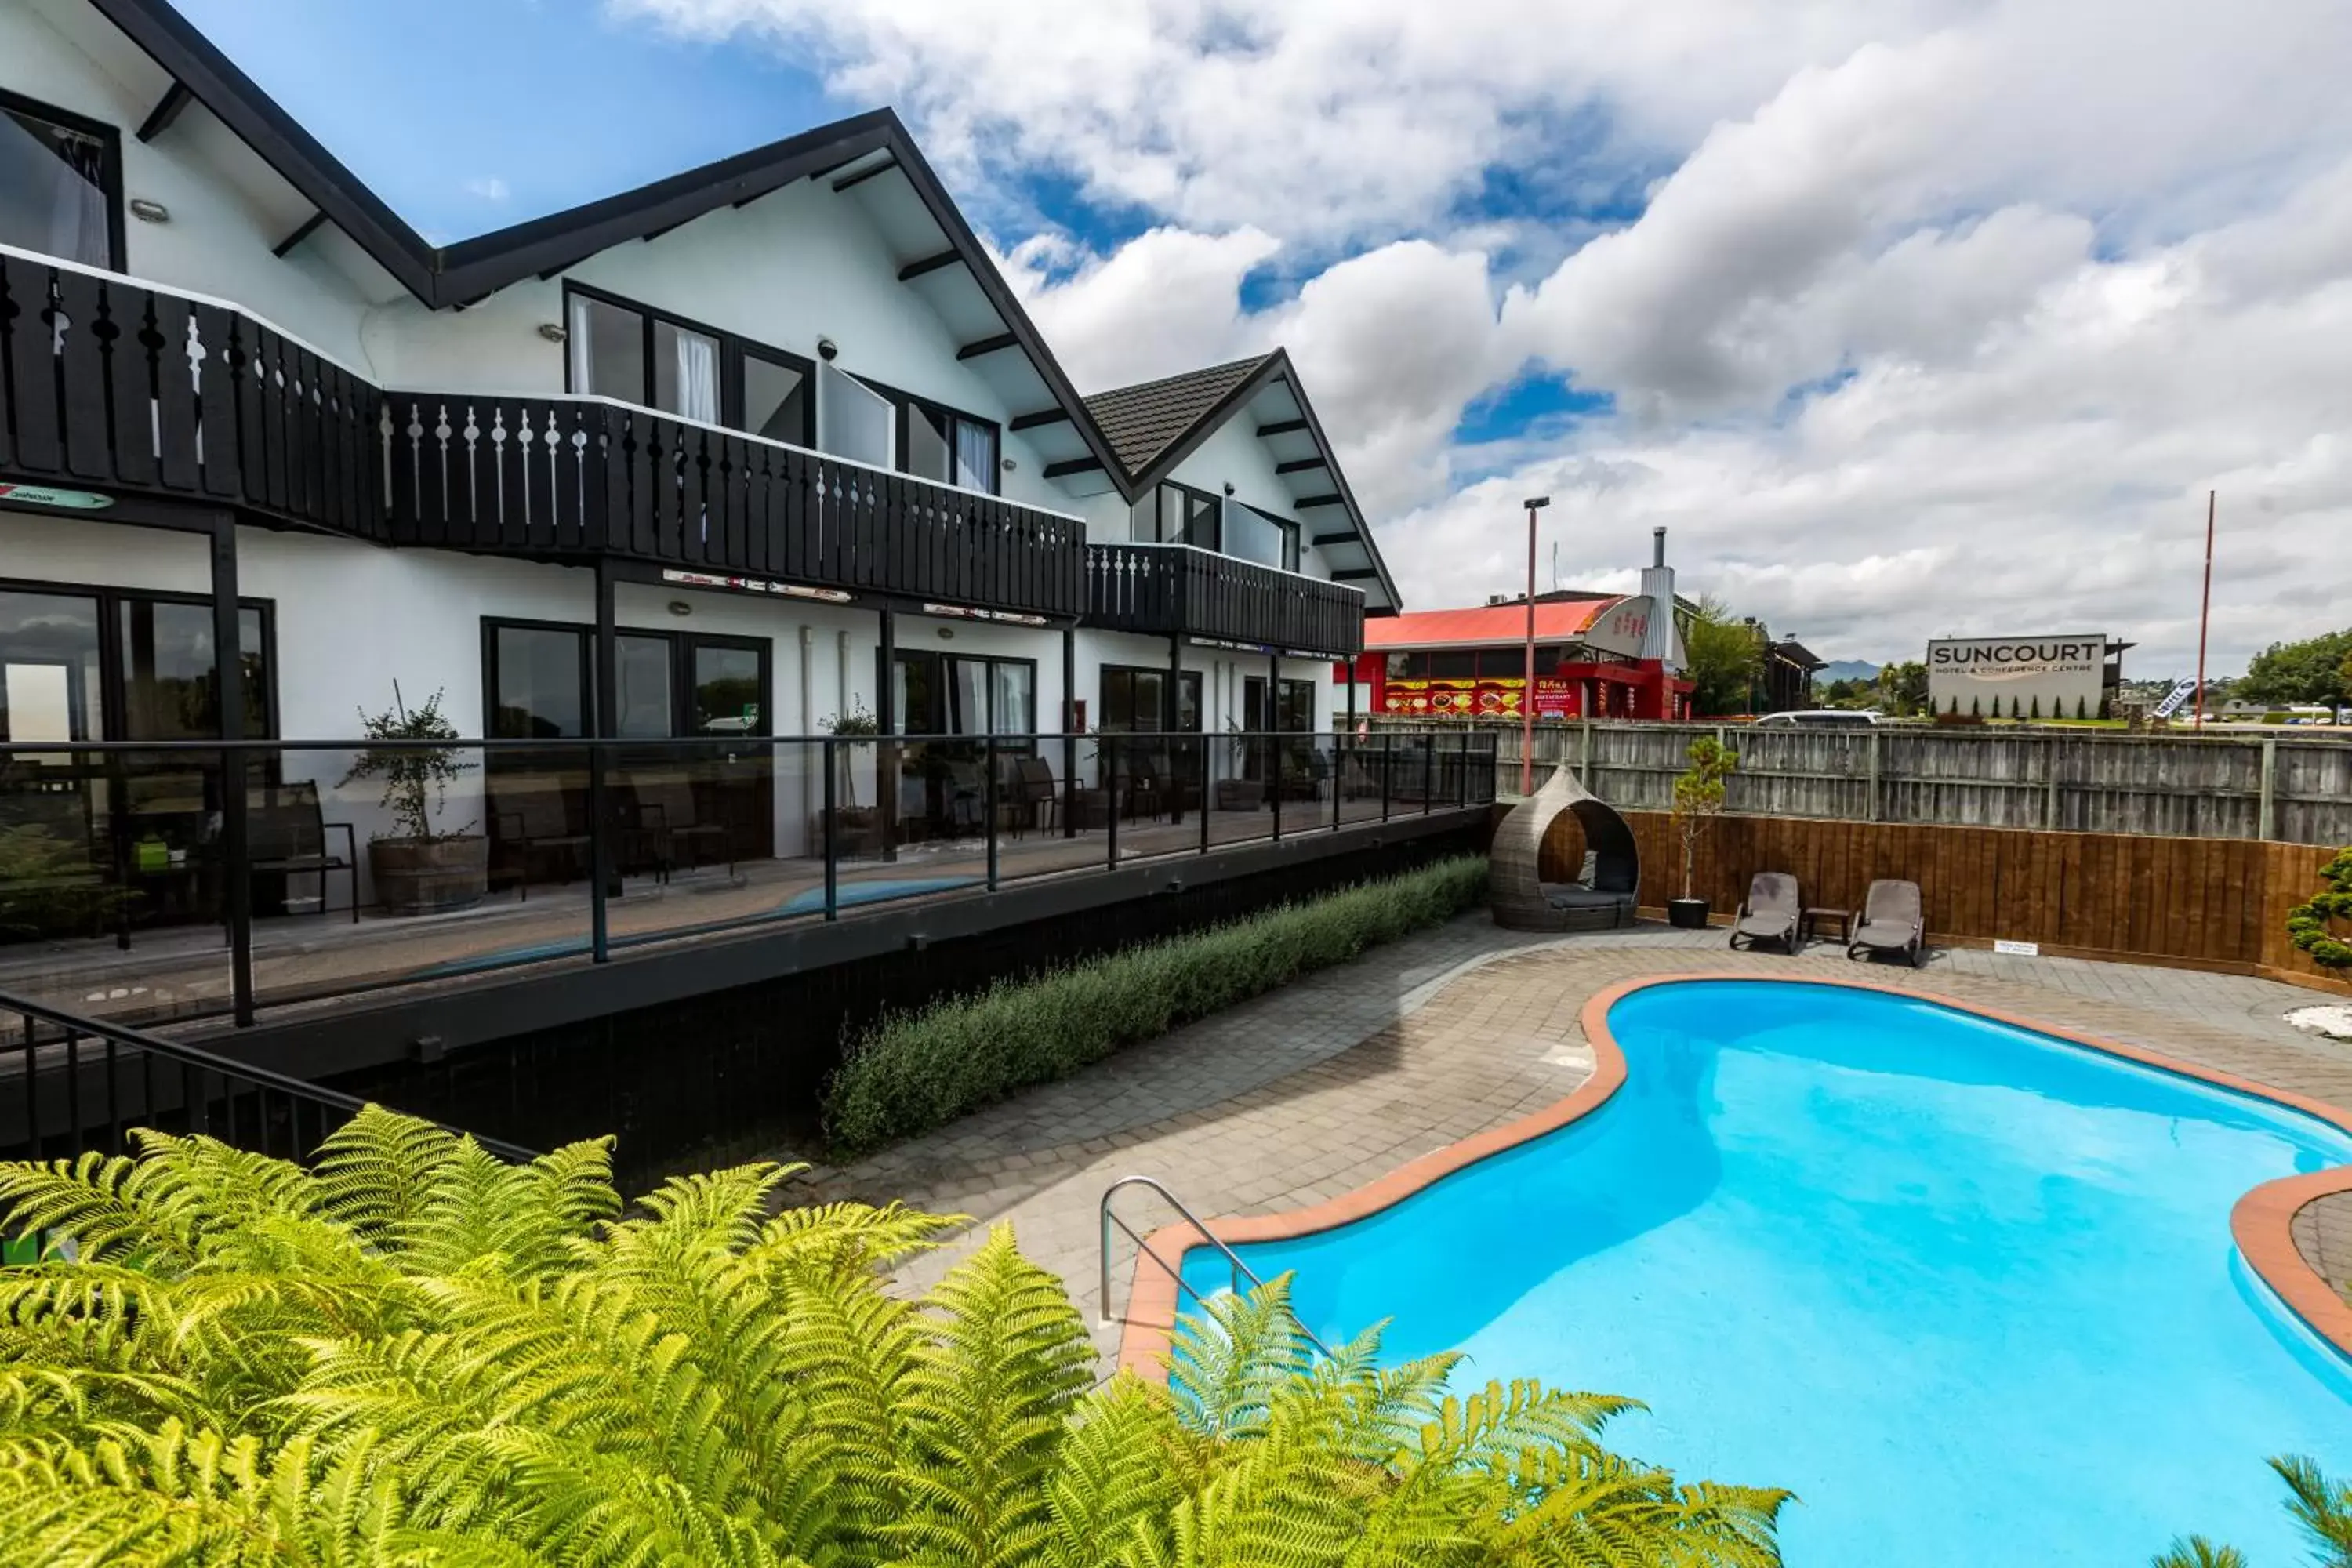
0, 0, 1451, 1036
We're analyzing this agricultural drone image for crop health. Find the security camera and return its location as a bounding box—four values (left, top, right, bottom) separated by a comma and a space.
815, 337, 839, 362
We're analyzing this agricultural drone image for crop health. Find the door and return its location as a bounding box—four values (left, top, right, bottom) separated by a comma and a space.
1242, 677, 1268, 781
687, 639, 771, 859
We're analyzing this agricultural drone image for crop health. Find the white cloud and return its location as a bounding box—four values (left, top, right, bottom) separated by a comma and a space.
463, 176, 511, 202
614, 0, 2352, 673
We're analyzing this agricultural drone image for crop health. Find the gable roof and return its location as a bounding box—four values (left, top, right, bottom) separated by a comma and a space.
1365, 598, 1627, 651
1083, 355, 1274, 477
1082, 349, 1403, 615
79, 0, 1124, 485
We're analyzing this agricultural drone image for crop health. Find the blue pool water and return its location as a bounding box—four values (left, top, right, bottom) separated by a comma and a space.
1185, 980, 2352, 1563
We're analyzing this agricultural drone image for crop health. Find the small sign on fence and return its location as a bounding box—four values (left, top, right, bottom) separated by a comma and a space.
1993, 938, 2041, 957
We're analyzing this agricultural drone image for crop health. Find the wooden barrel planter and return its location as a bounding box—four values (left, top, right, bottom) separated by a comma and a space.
368, 836, 489, 916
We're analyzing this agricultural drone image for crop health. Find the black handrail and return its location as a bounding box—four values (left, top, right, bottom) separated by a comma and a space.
0, 728, 1499, 1028
0, 987, 540, 1167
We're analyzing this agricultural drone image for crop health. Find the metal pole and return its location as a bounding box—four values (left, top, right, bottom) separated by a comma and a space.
1519, 496, 1551, 796
2194, 489, 2215, 730
209, 521, 253, 1026
877, 608, 898, 861
985, 733, 1000, 889
1105, 734, 1119, 867
1268, 649, 1281, 842
1166, 634, 1184, 826
822, 735, 838, 920
590, 560, 616, 963
1062, 625, 1078, 840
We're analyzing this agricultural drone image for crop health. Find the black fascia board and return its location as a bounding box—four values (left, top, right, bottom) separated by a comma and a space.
1269, 354, 1403, 613
90, 0, 439, 299
1009, 408, 1072, 432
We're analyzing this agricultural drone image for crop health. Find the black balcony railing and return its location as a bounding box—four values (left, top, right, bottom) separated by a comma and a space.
1087, 543, 1366, 658
0, 248, 1086, 619
380, 394, 1083, 619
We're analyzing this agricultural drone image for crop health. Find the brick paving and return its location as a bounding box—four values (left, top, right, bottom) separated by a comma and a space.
786, 914, 2352, 1366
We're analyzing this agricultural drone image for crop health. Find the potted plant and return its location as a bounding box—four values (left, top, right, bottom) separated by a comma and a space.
1668, 734, 1737, 929
815, 699, 883, 856
339, 684, 486, 916
1216, 717, 1264, 811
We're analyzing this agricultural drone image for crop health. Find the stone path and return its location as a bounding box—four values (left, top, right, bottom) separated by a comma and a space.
787, 914, 2352, 1366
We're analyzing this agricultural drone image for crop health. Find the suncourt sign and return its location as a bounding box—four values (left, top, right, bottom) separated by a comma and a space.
1927, 634, 2111, 720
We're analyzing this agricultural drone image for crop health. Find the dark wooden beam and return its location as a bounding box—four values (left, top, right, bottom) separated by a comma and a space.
1311, 532, 1357, 547
269, 210, 328, 259
640, 215, 691, 244
1275, 457, 1328, 475
956, 332, 1020, 361
897, 249, 964, 281
1009, 408, 1072, 432
832, 158, 900, 193
136, 82, 193, 143
1254, 417, 1308, 437
536, 254, 593, 282
1294, 493, 1345, 509
1332, 569, 1381, 581
1042, 456, 1104, 479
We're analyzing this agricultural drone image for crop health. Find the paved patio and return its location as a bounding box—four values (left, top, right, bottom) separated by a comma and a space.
789, 914, 2352, 1367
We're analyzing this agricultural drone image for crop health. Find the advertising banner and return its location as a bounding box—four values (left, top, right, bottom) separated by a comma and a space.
1381, 676, 1579, 719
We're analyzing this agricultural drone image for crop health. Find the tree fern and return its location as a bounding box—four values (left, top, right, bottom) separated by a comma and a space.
0, 1106, 1785, 1568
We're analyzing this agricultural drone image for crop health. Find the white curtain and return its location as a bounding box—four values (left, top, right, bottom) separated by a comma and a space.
567, 298, 595, 394
674, 329, 718, 423
952, 659, 989, 736
953, 420, 995, 492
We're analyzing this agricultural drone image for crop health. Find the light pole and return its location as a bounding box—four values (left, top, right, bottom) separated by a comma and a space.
1520, 495, 1551, 796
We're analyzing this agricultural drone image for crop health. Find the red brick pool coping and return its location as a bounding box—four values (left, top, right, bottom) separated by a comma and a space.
1113, 969, 2352, 1380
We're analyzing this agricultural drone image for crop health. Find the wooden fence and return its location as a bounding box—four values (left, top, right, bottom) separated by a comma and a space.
1393, 717, 2352, 847
1536, 808, 2351, 994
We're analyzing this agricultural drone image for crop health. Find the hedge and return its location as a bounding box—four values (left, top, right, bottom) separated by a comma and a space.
822, 855, 1490, 1155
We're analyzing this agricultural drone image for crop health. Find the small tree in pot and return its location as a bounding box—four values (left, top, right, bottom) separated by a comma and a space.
816, 699, 883, 857
1667, 734, 1737, 929
339, 684, 487, 916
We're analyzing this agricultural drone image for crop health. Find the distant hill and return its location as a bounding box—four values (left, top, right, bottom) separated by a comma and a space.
1818, 660, 1881, 683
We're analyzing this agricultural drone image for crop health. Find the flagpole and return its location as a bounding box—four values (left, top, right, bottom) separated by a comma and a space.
2193, 490, 2214, 730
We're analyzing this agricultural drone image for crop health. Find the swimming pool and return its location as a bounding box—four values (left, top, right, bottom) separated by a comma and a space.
1179, 978, 2352, 1564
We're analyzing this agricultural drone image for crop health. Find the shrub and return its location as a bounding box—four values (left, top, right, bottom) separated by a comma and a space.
826, 855, 1489, 1153
2285, 847, 2352, 970
0, 1108, 1789, 1566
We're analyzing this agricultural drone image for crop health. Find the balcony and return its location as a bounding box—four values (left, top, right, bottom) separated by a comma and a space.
0, 247, 1086, 619
1085, 542, 1365, 659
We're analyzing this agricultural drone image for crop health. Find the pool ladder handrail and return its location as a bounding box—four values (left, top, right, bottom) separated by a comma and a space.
1097, 1174, 1333, 1357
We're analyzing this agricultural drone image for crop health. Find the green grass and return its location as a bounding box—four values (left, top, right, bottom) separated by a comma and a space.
822, 855, 1490, 1156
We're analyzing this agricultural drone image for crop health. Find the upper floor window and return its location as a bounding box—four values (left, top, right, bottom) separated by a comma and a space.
1222, 501, 1300, 572
902, 398, 999, 492
1134, 481, 1220, 549
0, 90, 122, 270
562, 283, 813, 445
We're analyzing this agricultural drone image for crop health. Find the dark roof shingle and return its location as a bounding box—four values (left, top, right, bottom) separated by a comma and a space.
1081, 355, 1274, 477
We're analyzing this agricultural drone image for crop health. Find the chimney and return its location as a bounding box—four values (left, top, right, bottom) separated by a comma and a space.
1637, 528, 1679, 672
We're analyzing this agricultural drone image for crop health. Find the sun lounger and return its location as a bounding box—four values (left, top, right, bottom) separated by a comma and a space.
1849, 878, 1926, 967
1728, 871, 1802, 953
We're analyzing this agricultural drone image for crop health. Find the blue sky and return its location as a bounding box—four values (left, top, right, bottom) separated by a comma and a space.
178, 0, 848, 242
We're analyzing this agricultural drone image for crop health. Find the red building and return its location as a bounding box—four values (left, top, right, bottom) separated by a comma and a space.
1338, 590, 1695, 722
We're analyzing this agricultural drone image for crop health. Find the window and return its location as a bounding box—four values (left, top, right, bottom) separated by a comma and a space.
0, 90, 122, 269
562, 283, 815, 445
1475, 646, 1564, 679
891, 651, 1036, 738
1222, 502, 1299, 572
1428, 650, 1479, 680
118, 600, 268, 741
1132, 482, 1220, 548
898, 399, 999, 492
0, 583, 271, 743
486, 620, 771, 740
1098, 666, 1202, 734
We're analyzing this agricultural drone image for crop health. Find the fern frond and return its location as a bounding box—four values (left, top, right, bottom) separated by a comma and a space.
312, 1103, 464, 1249
0, 1150, 200, 1271
1167, 1274, 1313, 1439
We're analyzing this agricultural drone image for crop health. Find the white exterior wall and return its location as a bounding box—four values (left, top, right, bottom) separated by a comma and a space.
5, 1, 389, 365
357, 180, 1073, 515
1157, 418, 1341, 583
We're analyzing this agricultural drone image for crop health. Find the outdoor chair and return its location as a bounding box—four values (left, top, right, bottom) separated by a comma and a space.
490, 779, 590, 900
629, 772, 734, 879
1011, 756, 1059, 836
245, 781, 358, 924
1490, 764, 1639, 932
1728, 871, 1802, 953
1849, 878, 1926, 967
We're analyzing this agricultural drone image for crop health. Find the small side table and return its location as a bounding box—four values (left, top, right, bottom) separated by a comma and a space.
1802, 907, 1853, 945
